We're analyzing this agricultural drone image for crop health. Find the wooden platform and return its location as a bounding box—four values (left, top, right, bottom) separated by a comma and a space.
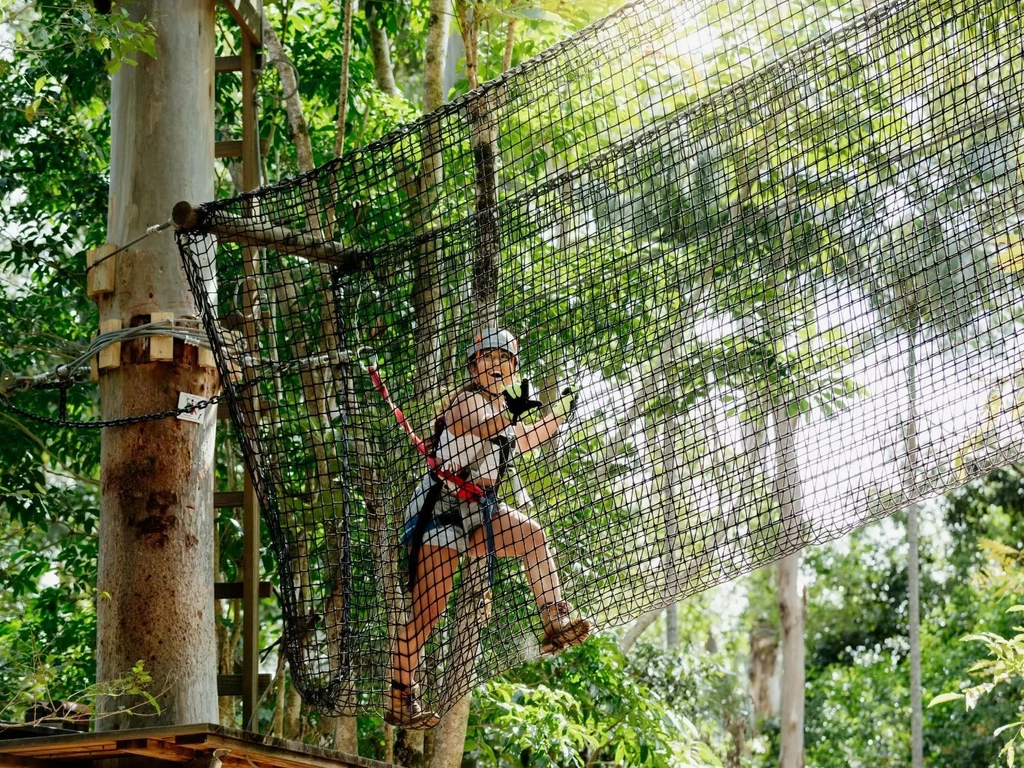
0, 722, 394, 768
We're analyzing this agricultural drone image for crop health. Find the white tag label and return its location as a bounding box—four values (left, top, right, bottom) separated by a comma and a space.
177, 392, 207, 423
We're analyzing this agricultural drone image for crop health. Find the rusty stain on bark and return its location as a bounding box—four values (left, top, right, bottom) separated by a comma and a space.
108, 457, 155, 501
129, 490, 179, 547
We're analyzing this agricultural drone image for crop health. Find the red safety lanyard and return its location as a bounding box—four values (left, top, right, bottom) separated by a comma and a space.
367, 365, 484, 503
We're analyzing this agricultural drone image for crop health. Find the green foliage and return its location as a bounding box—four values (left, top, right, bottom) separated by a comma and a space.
931, 539, 1024, 767
2, 2, 157, 78
468, 636, 724, 767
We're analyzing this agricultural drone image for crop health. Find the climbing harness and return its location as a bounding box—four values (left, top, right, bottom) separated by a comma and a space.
366, 360, 546, 593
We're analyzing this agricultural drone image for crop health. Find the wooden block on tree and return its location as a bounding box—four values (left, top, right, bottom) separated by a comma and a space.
86, 243, 117, 301
149, 312, 174, 362
97, 319, 122, 371
198, 346, 217, 370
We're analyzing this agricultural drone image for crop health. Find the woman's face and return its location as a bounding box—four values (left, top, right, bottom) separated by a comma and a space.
470, 349, 518, 396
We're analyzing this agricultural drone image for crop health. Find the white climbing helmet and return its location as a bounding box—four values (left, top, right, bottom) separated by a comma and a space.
467, 327, 519, 364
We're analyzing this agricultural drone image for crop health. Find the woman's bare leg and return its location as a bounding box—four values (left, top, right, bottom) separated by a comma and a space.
392, 543, 461, 688
468, 507, 560, 609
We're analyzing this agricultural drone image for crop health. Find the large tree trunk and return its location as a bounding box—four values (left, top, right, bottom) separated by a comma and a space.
96, 0, 219, 729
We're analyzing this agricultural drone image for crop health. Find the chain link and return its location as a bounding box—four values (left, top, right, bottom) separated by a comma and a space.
0, 391, 228, 429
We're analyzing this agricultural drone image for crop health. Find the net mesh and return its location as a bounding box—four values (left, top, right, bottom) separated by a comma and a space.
176, 0, 1024, 720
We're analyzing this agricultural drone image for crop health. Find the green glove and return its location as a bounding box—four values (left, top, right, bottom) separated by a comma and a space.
503, 377, 543, 423
551, 386, 578, 420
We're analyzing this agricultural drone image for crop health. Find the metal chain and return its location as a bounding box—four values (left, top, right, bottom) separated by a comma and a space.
0, 390, 228, 429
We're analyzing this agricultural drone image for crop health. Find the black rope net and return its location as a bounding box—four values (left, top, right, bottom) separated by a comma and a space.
177, 0, 1024, 721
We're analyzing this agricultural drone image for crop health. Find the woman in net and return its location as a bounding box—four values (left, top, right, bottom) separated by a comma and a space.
387, 328, 591, 728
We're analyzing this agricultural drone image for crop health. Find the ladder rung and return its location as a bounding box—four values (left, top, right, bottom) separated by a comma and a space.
214, 490, 245, 508
217, 673, 272, 697
215, 581, 272, 600
215, 139, 269, 159
216, 54, 263, 73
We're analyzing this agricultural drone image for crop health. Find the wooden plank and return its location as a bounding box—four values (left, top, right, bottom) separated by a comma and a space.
217, 673, 271, 697
217, 53, 264, 73
215, 580, 272, 600
0, 724, 388, 768
0, 724, 215, 755
116, 737, 197, 761
217, 54, 243, 72
215, 138, 269, 159
218, 400, 231, 420
197, 731, 389, 768
0, 755, 46, 767
214, 490, 245, 508
220, 0, 263, 45
5, 741, 119, 757
150, 311, 175, 361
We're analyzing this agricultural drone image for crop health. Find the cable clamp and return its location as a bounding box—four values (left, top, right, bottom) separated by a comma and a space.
0, 370, 15, 397
356, 347, 378, 371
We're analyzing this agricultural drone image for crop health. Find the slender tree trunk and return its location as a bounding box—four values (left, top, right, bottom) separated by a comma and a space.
396, 5, 453, 763
427, 695, 472, 768
264, 25, 315, 175
423, 0, 451, 112
502, 19, 516, 71
96, 0, 219, 730
904, 327, 923, 768
776, 555, 804, 768
749, 622, 779, 726
410, 0, 451, 400
775, 406, 805, 768
322, 714, 359, 754
430, 17, 500, 764
619, 609, 661, 653
770, 180, 805, 768
908, 501, 923, 767
665, 604, 679, 650
284, 683, 303, 739
333, 0, 355, 157
368, 6, 401, 97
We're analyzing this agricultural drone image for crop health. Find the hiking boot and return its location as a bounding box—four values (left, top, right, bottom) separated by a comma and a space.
384, 680, 440, 730
540, 600, 591, 654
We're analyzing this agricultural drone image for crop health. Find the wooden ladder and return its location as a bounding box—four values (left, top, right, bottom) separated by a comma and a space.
212, 0, 269, 730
